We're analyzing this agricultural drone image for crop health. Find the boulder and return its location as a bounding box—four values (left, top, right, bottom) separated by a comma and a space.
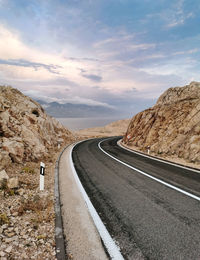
7, 177, 19, 189
0, 170, 9, 188
2, 139, 24, 163
0, 151, 12, 171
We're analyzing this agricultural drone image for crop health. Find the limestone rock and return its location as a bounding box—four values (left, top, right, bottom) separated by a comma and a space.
0, 85, 73, 166
5, 245, 12, 253
0, 151, 12, 171
0, 170, 9, 188
2, 138, 24, 163
124, 82, 200, 164
0, 251, 5, 257
7, 177, 19, 189
156, 81, 200, 106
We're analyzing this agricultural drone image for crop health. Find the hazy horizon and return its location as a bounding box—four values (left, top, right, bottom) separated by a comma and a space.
57, 116, 130, 131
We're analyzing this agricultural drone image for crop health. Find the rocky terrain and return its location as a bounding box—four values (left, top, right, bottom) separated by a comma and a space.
123, 81, 200, 167
0, 86, 73, 167
76, 118, 131, 138
2, 80, 200, 258
0, 86, 74, 259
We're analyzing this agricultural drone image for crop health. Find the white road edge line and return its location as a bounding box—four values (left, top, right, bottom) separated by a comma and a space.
98, 139, 200, 202
70, 142, 124, 260
117, 140, 200, 174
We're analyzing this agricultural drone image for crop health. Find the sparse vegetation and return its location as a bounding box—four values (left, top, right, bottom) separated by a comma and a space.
0, 179, 16, 196
21, 166, 35, 174
17, 195, 54, 223
0, 85, 73, 259
0, 178, 7, 190
0, 212, 9, 225
18, 196, 46, 214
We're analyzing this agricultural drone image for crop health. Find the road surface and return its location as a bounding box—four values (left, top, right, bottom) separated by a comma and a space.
72, 137, 200, 260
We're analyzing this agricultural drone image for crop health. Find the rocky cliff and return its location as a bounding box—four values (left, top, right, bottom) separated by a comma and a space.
0, 86, 73, 170
123, 81, 200, 164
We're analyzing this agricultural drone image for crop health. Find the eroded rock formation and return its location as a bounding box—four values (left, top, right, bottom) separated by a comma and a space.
0, 86, 73, 169
123, 82, 200, 163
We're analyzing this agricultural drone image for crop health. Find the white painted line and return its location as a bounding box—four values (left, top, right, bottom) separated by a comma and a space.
98, 139, 200, 202
117, 140, 200, 174
70, 143, 124, 260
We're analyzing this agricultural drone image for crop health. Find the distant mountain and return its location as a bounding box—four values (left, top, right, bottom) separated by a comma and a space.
37, 100, 118, 118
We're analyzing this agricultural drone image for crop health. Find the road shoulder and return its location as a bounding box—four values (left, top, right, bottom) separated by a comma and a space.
59, 144, 108, 260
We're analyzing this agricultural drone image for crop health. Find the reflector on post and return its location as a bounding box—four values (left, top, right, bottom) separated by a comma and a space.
40, 162, 45, 190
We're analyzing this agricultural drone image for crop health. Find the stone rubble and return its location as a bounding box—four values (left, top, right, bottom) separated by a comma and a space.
0, 161, 58, 260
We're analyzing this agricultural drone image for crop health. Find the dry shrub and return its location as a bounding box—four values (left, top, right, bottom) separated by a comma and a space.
17, 195, 54, 223
20, 179, 38, 190
0, 179, 16, 196
0, 212, 9, 225
21, 166, 35, 174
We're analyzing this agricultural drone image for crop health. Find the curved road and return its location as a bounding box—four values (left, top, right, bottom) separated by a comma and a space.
72, 137, 200, 260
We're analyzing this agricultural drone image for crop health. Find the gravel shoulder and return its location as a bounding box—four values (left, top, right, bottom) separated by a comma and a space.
59, 144, 108, 260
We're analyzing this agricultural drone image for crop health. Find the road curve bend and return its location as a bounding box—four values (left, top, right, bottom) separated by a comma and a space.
72, 137, 200, 260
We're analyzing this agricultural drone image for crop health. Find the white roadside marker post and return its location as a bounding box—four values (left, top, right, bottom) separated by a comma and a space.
40, 162, 45, 191
147, 146, 150, 155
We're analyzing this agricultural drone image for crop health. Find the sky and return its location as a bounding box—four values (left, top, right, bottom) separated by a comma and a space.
0, 0, 200, 117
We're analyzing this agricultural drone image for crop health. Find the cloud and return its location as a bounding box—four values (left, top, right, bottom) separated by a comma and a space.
141, 1, 195, 31
68, 57, 99, 62
0, 24, 43, 61
8, 77, 80, 89
93, 35, 158, 68
0, 24, 98, 84
0, 22, 196, 104
0, 1, 199, 119
165, 0, 194, 28
82, 73, 102, 82
128, 43, 156, 50
23, 89, 115, 108
0, 24, 70, 81
93, 32, 135, 49
93, 33, 154, 55
139, 57, 198, 80
93, 37, 120, 48
0, 0, 7, 7
172, 48, 199, 56
0, 59, 62, 74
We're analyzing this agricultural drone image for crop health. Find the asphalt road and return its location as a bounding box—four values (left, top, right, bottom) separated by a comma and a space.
72, 137, 200, 260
